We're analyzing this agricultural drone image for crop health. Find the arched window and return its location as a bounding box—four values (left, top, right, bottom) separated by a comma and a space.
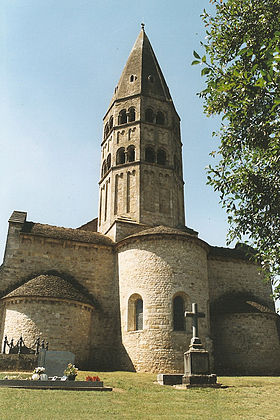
118, 109, 127, 125
157, 149, 167, 165
173, 296, 185, 331
127, 145, 135, 162
109, 116, 113, 130
101, 160, 107, 177
145, 147, 155, 163
145, 108, 154, 123
116, 147, 125, 165
156, 111, 165, 125
128, 294, 144, 331
128, 107, 135, 122
104, 122, 109, 139
135, 299, 143, 330
107, 153, 111, 170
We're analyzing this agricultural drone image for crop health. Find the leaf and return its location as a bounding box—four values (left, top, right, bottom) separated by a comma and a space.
191, 60, 201, 66
193, 50, 201, 59
201, 67, 211, 76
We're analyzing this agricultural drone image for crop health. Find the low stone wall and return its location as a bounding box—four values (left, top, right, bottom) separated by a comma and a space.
2, 299, 93, 368
212, 313, 280, 375
0, 354, 37, 371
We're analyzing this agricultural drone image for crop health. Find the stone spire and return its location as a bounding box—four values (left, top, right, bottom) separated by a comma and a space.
98, 28, 185, 241
109, 26, 172, 108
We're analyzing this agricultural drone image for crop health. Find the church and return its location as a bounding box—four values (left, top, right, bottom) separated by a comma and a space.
1, 27, 280, 375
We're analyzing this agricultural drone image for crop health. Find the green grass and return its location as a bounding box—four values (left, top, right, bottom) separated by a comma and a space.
0, 371, 279, 420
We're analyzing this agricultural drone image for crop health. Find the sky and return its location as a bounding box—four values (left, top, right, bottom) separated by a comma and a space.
1, 0, 228, 261
2, 0, 278, 311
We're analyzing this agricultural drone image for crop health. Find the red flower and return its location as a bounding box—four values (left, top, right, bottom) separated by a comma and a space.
86, 375, 101, 382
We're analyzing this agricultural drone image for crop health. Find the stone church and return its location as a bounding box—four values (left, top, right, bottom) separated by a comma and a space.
1, 27, 280, 375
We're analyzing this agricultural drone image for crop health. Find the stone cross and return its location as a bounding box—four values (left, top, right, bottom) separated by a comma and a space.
184, 303, 205, 341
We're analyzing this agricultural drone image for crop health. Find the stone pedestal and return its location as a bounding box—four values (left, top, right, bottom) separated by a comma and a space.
182, 337, 217, 386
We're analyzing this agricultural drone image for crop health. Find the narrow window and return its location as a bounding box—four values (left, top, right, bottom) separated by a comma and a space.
145, 108, 154, 123
118, 109, 127, 125
157, 149, 166, 165
173, 296, 185, 331
128, 107, 135, 122
116, 147, 125, 165
104, 122, 109, 139
107, 153, 111, 170
101, 160, 107, 177
127, 145, 135, 162
156, 111, 165, 125
135, 299, 143, 330
109, 116, 113, 130
130, 75, 134, 82
145, 147, 155, 163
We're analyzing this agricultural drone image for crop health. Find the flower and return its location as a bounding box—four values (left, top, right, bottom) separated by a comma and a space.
33, 367, 45, 375
85, 375, 100, 382
64, 363, 78, 377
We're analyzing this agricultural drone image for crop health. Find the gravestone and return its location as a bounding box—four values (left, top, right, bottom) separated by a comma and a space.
38, 350, 75, 377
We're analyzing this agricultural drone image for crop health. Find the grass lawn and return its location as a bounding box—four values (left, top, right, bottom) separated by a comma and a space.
0, 371, 279, 420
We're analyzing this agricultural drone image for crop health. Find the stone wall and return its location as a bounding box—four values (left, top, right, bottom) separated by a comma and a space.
0, 220, 120, 369
208, 257, 274, 309
0, 354, 37, 372
212, 313, 280, 375
1, 298, 93, 368
117, 233, 212, 373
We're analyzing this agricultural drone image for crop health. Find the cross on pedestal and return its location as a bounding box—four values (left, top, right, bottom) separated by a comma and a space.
184, 303, 205, 348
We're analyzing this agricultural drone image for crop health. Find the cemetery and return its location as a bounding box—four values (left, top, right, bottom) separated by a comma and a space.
0, 305, 279, 418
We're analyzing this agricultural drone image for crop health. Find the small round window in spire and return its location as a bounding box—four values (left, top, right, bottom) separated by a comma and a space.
148, 75, 154, 83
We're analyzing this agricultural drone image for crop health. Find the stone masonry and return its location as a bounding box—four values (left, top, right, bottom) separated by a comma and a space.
0, 27, 279, 374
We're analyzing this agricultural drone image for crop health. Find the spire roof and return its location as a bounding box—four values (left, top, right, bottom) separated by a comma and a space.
109, 26, 172, 107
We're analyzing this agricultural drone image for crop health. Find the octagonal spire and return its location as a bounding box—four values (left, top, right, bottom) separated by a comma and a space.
109, 26, 173, 107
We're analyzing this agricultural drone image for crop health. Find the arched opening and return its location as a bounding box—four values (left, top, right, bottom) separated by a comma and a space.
127, 294, 144, 331
156, 111, 165, 125
145, 147, 155, 163
127, 145, 135, 162
135, 299, 143, 331
109, 116, 113, 130
104, 122, 109, 139
173, 295, 185, 331
118, 109, 127, 125
157, 149, 167, 165
145, 108, 154, 123
116, 148, 125, 165
128, 108, 135, 122
101, 160, 107, 177
106, 153, 111, 170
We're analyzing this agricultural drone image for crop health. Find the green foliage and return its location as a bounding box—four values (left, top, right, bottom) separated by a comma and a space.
193, 0, 280, 303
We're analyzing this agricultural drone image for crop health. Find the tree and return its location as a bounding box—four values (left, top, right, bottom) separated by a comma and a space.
193, 0, 280, 303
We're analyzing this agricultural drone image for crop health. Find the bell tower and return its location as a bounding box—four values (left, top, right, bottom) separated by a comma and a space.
98, 25, 185, 240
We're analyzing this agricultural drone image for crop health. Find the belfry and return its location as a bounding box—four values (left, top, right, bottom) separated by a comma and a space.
98, 26, 185, 241
0, 27, 279, 375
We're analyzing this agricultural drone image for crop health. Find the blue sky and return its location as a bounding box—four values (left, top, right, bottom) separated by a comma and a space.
1, 0, 228, 262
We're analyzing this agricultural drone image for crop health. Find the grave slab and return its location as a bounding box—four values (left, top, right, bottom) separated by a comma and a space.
0, 379, 112, 391
157, 374, 183, 385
